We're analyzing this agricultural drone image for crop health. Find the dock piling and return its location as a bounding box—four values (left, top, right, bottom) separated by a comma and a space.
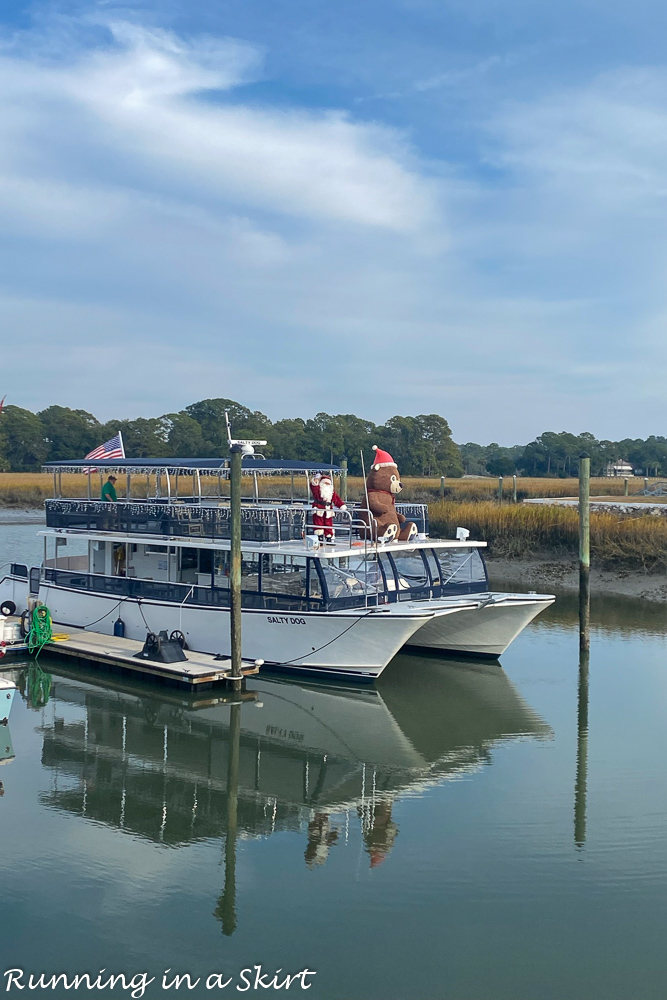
624, 477, 629, 497
230, 446, 243, 685
498, 476, 503, 505
579, 453, 590, 653
512, 474, 517, 504
340, 458, 348, 502
439, 476, 446, 502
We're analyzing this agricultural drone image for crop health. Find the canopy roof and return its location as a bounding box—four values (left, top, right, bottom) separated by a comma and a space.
43, 457, 341, 476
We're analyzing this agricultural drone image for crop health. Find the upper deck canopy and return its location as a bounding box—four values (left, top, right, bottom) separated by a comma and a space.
43, 457, 341, 477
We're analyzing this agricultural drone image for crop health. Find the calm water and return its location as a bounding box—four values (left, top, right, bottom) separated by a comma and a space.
2, 521, 667, 999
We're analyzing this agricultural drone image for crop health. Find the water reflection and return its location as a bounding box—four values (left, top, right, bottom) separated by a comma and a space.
574, 650, 590, 850
35, 656, 550, 842
0, 724, 14, 768
532, 590, 667, 638
28, 654, 550, 931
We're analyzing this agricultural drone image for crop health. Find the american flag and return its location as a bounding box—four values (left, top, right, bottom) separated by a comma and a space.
83, 432, 125, 473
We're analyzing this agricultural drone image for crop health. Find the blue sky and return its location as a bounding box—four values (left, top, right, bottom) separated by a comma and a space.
1, 0, 666, 443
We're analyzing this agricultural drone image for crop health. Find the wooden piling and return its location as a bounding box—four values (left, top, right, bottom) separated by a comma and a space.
512, 474, 517, 504
498, 476, 503, 505
579, 453, 590, 653
624, 477, 628, 497
340, 458, 348, 502
439, 476, 446, 502
644, 477, 649, 492
230, 446, 243, 683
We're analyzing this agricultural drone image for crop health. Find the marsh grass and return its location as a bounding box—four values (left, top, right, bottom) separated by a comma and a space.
429, 500, 667, 573
0, 472, 655, 506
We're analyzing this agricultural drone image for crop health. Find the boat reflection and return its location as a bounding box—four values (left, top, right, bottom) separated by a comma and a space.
0, 724, 14, 771
36, 654, 550, 857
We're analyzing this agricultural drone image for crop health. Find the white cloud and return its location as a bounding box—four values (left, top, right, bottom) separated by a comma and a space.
0, 18, 434, 232
4, 14, 667, 441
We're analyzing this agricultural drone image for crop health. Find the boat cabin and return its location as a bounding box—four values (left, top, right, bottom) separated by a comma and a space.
37, 457, 489, 613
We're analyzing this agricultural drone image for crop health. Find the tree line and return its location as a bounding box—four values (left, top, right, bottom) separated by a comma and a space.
0, 399, 663, 478
0, 399, 462, 476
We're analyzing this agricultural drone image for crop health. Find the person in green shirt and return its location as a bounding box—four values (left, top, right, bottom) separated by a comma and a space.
101, 475, 118, 502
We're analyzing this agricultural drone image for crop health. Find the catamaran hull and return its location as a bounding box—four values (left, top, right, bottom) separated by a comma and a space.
406, 595, 554, 658
38, 583, 434, 680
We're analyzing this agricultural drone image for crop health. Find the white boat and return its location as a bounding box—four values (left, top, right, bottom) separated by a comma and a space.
0, 678, 17, 725
0, 456, 553, 678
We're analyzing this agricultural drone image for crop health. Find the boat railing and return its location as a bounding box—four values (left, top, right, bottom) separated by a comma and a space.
45, 499, 308, 543
44, 498, 428, 543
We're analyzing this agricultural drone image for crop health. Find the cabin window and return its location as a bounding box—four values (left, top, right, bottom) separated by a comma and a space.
112, 543, 126, 577
92, 541, 106, 575
241, 553, 260, 591
436, 547, 487, 593
309, 562, 323, 600
180, 547, 198, 583
389, 550, 429, 598
179, 547, 214, 586
379, 552, 397, 591
320, 556, 379, 600
214, 551, 230, 588
261, 555, 308, 598
423, 549, 441, 586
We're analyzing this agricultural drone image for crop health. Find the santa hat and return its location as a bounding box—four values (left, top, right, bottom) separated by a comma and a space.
371, 445, 396, 470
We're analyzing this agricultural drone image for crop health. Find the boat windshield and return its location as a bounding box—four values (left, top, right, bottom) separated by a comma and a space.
319, 555, 380, 602
436, 547, 488, 594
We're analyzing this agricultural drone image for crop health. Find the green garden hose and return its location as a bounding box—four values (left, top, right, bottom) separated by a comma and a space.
27, 605, 53, 658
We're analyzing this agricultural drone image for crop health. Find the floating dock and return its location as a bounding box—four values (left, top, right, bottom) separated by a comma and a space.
0, 618, 260, 689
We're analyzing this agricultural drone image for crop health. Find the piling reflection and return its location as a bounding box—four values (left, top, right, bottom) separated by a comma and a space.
33, 653, 551, 930
574, 650, 590, 850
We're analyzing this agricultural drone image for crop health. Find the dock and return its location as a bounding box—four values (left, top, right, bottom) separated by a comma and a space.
1, 618, 261, 689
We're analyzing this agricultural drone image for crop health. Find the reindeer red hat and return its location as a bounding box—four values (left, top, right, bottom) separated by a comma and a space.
371, 445, 397, 470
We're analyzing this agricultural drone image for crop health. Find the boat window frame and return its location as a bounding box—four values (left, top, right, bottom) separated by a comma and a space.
435, 546, 489, 595
385, 549, 431, 601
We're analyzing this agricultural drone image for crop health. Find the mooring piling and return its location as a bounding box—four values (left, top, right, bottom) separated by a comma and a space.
439, 476, 446, 502
512, 474, 517, 504
579, 453, 590, 653
498, 476, 503, 505
624, 477, 629, 497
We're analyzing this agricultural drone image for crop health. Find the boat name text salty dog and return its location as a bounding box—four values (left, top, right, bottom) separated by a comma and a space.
3, 968, 316, 995
266, 616, 306, 625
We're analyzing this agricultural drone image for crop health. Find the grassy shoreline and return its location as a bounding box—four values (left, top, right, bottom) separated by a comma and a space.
0, 472, 651, 507
429, 500, 667, 573
2, 473, 666, 575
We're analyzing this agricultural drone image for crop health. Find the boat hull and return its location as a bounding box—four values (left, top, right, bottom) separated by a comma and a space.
406, 594, 555, 657
38, 583, 433, 680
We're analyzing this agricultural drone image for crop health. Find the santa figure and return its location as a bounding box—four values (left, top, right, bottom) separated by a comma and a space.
310, 473, 347, 543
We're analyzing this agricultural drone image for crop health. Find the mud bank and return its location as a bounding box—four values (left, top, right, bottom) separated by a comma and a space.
487, 555, 667, 603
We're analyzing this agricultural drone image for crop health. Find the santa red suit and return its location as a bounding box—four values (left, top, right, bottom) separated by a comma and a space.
310, 474, 347, 542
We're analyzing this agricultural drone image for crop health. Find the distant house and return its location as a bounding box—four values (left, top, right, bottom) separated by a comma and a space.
604, 460, 634, 478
